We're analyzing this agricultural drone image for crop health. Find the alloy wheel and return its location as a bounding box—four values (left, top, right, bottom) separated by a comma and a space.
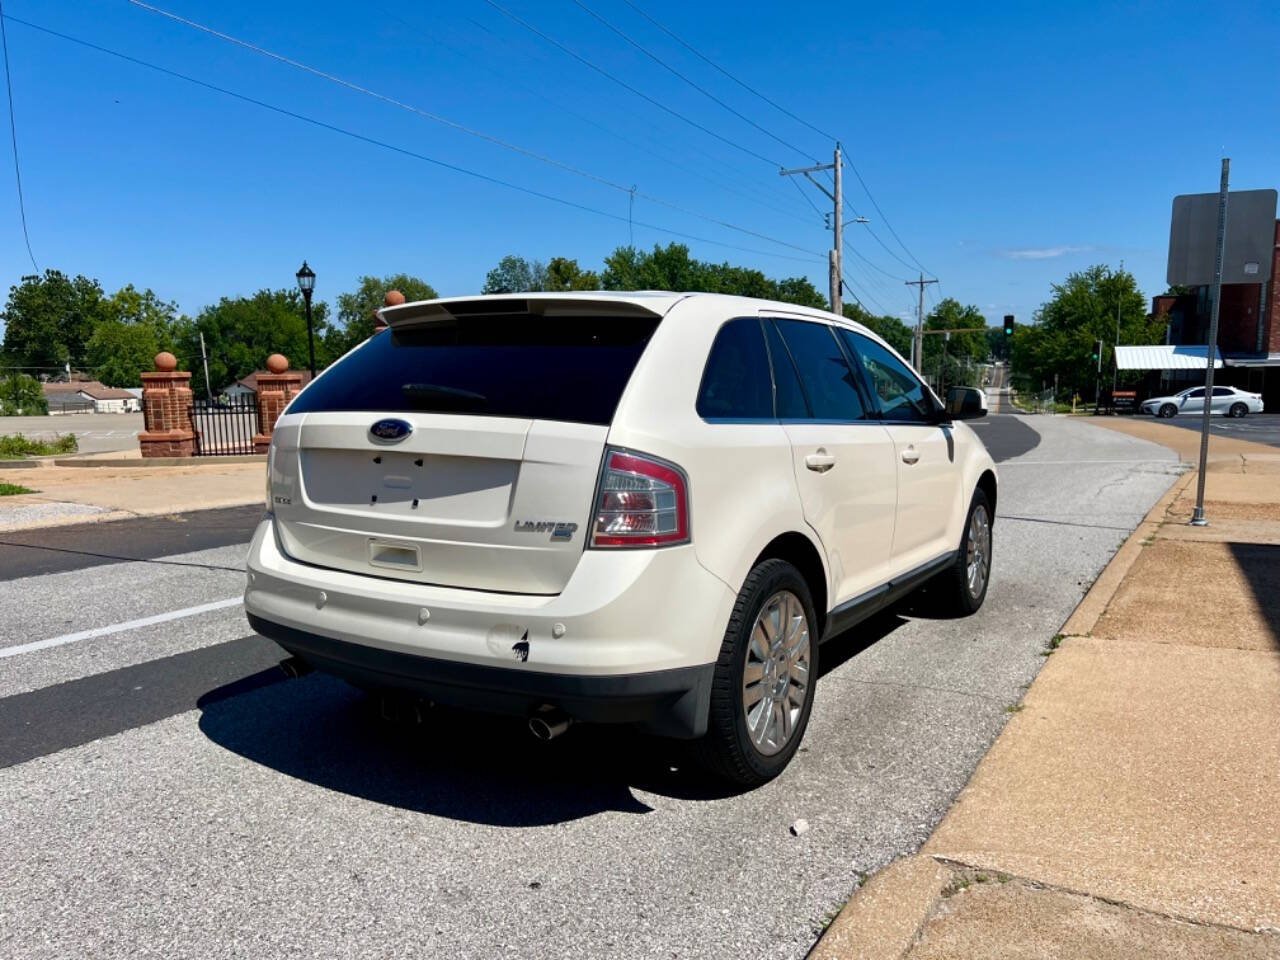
967, 504, 991, 600
741, 590, 811, 757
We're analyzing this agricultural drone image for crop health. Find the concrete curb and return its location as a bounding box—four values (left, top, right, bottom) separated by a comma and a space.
50, 454, 266, 467
1059, 468, 1195, 636
0, 459, 40, 470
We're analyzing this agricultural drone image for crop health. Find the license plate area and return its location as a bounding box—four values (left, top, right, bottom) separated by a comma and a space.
368, 538, 422, 572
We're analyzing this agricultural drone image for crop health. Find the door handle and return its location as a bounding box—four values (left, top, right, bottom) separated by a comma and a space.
804, 451, 835, 473
901, 445, 920, 465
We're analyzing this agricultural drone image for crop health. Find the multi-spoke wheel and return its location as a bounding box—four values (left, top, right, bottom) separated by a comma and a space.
965, 503, 992, 602
696, 559, 819, 787
741, 590, 811, 757
935, 487, 994, 615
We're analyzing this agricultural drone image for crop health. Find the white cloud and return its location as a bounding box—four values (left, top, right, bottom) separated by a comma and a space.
1001, 245, 1091, 260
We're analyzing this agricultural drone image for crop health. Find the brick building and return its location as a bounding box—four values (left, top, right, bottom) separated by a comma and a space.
1152, 218, 1280, 407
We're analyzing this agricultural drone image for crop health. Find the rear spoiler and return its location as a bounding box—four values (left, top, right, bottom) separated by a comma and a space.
378, 295, 669, 328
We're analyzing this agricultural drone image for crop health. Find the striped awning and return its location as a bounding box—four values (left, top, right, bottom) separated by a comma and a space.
1114, 345, 1223, 370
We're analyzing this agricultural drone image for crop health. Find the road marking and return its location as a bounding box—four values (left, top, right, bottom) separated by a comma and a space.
0, 597, 244, 659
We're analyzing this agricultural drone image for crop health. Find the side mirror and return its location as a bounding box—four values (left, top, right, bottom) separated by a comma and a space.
946, 386, 988, 420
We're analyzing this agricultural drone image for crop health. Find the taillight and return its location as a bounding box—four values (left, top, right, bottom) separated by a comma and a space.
590, 448, 690, 548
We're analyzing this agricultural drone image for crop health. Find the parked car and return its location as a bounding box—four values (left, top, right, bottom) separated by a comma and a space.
245, 293, 997, 786
1140, 385, 1263, 419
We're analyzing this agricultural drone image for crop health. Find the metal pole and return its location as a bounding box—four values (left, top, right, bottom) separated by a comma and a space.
1191, 158, 1230, 527
198, 330, 213, 401
831, 143, 842, 313
1111, 258, 1123, 402
304, 291, 317, 380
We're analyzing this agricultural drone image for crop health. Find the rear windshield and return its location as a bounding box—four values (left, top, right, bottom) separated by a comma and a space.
287, 314, 660, 425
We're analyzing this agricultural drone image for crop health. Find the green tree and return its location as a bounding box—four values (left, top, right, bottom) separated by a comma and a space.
0, 373, 47, 415
482, 255, 546, 294
176, 289, 332, 396
331, 273, 437, 355
87, 286, 180, 386
0, 270, 106, 370
919, 298, 988, 389
842, 304, 913, 357
1011, 265, 1162, 400
600, 243, 827, 308
542, 257, 599, 291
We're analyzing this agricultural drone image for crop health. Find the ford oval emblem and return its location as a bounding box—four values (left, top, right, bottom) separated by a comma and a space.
369, 418, 413, 444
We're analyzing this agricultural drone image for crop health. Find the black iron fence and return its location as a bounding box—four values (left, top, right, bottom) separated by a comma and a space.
190, 397, 260, 456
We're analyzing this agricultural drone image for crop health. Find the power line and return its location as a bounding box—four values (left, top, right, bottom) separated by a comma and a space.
381, 8, 816, 228
620, 0, 934, 279
129, 1, 822, 259
0, 0, 36, 272
619, 0, 836, 142
5, 15, 824, 268
480, 0, 784, 168
570, 0, 815, 162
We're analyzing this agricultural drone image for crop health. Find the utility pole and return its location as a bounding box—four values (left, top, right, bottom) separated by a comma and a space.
1108, 257, 1126, 405
905, 273, 938, 370
198, 331, 213, 401
781, 143, 844, 313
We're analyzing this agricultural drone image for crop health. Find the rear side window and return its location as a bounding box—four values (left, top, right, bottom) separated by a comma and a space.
696, 317, 773, 419
774, 318, 867, 421
288, 314, 659, 426
1212, 387, 1234, 396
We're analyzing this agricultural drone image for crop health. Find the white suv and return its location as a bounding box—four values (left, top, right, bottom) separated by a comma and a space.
246, 292, 997, 785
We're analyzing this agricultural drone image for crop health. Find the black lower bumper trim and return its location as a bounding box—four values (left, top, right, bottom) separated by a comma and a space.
248, 613, 714, 739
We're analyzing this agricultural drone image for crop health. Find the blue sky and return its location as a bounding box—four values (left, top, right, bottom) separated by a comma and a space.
2, 0, 1278, 327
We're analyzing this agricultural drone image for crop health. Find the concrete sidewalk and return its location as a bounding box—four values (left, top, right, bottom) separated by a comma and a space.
814, 419, 1280, 958
0, 457, 264, 531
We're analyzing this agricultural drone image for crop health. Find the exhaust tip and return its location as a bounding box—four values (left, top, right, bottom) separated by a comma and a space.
279, 656, 313, 679
529, 705, 572, 741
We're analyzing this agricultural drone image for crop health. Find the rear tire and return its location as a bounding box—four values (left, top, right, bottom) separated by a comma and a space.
1159, 404, 1177, 419
1230, 402, 1247, 419
935, 488, 993, 616
694, 559, 818, 788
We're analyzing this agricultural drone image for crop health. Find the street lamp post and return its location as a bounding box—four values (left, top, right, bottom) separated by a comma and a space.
295, 260, 317, 379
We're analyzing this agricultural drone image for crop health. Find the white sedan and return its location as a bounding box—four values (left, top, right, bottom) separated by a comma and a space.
1141, 385, 1264, 419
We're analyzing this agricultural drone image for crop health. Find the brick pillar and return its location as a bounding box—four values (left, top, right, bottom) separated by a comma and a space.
137, 352, 196, 458
253, 353, 304, 453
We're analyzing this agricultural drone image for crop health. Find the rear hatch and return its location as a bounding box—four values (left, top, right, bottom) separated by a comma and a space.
271, 296, 667, 595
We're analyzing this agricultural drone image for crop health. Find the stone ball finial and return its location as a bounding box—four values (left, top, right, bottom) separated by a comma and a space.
384, 289, 406, 307
266, 353, 289, 374
154, 351, 177, 372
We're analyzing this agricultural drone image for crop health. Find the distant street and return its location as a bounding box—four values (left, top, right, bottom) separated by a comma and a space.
1148, 410, 1280, 450
0, 413, 1184, 960
2, 413, 143, 454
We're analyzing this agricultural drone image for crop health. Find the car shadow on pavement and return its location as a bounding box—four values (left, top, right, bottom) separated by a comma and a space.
1227, 542, 1280, 650
197, 668, 758, 825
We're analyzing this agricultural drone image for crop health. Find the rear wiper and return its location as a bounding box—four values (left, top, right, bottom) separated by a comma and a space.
401, 383, 487, 407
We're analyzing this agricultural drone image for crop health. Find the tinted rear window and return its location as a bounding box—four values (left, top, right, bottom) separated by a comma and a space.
696, 317, 773, 419
288, 314, 659, 425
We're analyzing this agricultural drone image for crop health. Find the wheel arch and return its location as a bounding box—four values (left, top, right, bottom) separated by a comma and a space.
751, 531, 829, 637
976, 468, 998, 520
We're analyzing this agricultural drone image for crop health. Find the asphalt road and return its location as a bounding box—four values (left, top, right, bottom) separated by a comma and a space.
2, 412, 145, 454
0, 415, 1183, 960
1141, 410, 1280, 449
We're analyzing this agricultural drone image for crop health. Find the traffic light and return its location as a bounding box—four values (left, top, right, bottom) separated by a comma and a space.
1093, 340, 1103, 369
1003, 314, 1015, 336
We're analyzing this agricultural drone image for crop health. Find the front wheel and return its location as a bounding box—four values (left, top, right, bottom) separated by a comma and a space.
1159, 404, 1177, 419
935, 488, 993, 616
1230, 402, 1248, 419
695, 559, 818, 788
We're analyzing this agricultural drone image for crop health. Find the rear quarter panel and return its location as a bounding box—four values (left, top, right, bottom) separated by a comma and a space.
606, 299, 828, 603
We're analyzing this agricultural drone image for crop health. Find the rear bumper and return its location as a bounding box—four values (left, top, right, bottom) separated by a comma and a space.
244, 517, 735, 736
251, 613, 714, 737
